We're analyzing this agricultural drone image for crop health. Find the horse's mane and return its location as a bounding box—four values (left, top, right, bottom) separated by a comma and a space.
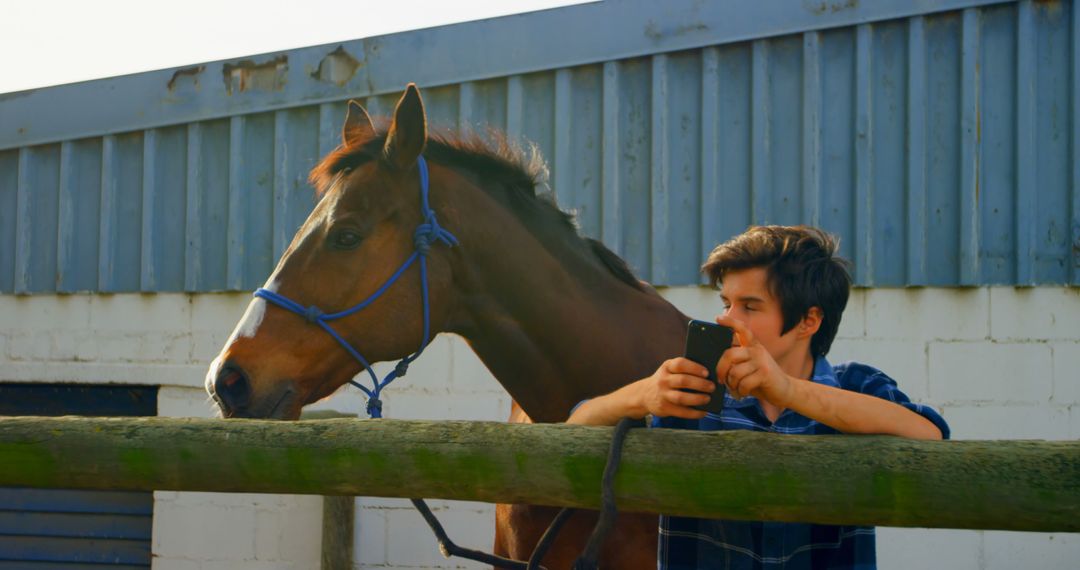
309, 129, 645, 292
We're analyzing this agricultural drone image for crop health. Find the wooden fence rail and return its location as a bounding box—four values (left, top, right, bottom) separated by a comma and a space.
0, 416, 1077, 532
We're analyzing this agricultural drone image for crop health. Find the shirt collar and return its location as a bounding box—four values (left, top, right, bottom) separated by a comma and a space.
722, 356, 838, 409
810, 356, 840, 388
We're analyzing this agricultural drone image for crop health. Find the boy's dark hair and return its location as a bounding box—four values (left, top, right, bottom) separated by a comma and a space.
701, 225, 851, 358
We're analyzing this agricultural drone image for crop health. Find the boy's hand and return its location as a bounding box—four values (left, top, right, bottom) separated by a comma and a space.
634, 357, 715, 420
715, 315, 797, 408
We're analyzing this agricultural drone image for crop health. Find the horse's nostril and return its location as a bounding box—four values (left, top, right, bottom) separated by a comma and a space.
214, 366, 252, 415
221, 370, 242, 388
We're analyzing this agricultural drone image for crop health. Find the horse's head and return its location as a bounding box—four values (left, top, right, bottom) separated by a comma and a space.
205, 84, 458, 419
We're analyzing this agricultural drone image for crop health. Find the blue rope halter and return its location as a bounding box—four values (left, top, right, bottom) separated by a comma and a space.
253, 157, 458, 418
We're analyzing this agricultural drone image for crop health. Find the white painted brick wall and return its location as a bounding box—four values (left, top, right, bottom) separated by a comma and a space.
989, 288, 1080, 341
876, 528, 983, 570
1, 286, 1077, 568
153, 497, 260, 560
938, 405, 1073, 441
0, 293, 215, 387
1052, 342, 1080, 405
866, 288, 990, 341
930, 342, 1054, 404
0, 294, 91, 332
837, 287, 867, 339
356, 500, 390, 566
982, 532, 1080, 569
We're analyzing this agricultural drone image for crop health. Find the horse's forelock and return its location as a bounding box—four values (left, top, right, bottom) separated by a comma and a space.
308, 132, 387, 197
308, 150, 344, 197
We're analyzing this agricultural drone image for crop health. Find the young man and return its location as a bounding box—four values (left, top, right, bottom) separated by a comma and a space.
568, 225, 949, 570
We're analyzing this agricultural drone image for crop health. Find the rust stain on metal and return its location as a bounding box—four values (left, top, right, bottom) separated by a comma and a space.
361, 39, 382, 94
223, 55, 288, 95
675, 22, 708, 36
167, 65, 205, 92
311, 46, 362, 86
804, 0, 859, 15
643, 19, 707, 41
1028, 0, 1062, 17
644, 20, 661, 41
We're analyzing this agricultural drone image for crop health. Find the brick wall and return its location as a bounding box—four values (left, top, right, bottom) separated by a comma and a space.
0, 287, 1076, 568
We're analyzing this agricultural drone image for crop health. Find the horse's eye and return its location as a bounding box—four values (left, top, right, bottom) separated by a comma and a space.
332, 229, 363, 249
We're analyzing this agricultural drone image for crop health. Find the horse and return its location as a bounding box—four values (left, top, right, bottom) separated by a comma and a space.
205, 83, 690, 568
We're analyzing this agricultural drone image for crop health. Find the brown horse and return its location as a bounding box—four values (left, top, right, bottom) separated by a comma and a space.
205, 84, 689, 568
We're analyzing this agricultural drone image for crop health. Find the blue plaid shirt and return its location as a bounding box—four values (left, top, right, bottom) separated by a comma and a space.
650, 358, 950, 570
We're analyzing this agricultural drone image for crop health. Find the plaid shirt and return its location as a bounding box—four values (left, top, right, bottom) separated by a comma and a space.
651, 358, 950, 570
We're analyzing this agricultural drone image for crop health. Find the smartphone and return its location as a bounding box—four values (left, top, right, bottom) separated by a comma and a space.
683, 319, 734, 414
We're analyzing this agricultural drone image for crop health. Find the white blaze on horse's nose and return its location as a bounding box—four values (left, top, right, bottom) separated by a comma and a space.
228, 277, 280, 342
231, 298, 267, 340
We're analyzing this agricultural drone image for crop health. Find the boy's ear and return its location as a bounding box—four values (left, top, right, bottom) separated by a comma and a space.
800, 307, 824, 338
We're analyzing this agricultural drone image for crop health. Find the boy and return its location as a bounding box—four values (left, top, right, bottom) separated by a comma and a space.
568, 225, 949, 569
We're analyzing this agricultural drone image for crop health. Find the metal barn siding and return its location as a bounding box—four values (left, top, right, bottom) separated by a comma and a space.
0, 384, 157, 568
0, 0, 1077, 292
0, 489, 153, 569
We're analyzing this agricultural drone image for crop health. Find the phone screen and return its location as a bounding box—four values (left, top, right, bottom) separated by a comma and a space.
683, 319, 734, 414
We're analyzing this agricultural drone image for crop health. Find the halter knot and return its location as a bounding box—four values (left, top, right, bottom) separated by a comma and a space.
414, 232, 432, 255
413, 212, 457, 258
366, 397, 383, 418
304, 305, 323, 324
394, 359, 410, 378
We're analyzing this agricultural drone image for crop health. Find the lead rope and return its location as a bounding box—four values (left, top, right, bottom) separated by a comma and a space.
412, 417, 637, 570
570, 417, 636, 569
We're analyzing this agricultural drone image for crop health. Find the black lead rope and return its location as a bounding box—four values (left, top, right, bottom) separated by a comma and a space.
527, 507, 577, 569
570, 417, 636, 569
412, 417, 638, 570
410, 498, 533, 569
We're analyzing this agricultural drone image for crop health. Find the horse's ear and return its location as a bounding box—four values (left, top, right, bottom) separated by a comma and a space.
342, 100, 375, 147
383, 83, 427, 170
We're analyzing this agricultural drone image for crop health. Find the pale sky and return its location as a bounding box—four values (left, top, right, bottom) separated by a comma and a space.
2, 0, 591, 94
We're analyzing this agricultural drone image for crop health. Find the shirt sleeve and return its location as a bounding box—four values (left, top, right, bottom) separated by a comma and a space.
857, 369, 951, 440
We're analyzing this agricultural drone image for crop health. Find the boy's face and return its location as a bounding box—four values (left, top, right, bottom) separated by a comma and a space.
719, 267, 806, 367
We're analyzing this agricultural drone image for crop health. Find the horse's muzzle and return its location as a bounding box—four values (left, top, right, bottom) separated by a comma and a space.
212, 364, 252, 417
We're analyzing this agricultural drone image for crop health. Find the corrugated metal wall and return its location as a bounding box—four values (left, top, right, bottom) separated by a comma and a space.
0, 0, 1077, 292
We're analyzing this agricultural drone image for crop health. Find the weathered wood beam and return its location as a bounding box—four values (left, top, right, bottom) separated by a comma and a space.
0, 416, 1077, 532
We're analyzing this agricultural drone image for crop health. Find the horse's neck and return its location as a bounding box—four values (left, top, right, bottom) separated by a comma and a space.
443, 189, 687, 423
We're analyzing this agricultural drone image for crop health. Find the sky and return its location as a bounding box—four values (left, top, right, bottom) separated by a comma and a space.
1, 0, 590, 94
